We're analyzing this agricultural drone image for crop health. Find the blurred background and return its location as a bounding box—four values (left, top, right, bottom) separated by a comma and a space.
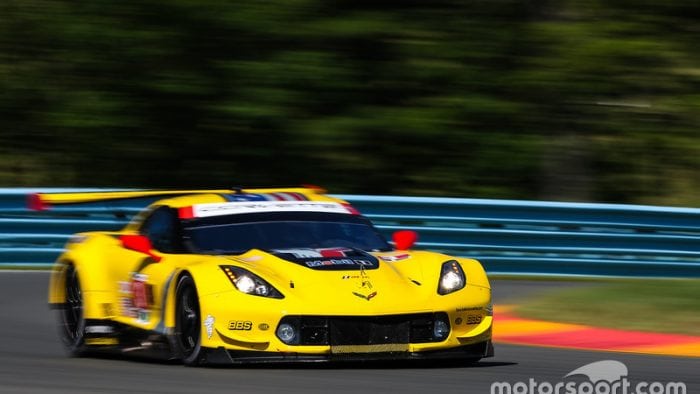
1, 0, 698, 206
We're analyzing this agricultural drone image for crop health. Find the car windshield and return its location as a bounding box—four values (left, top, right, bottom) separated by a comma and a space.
182, 212, 391, 254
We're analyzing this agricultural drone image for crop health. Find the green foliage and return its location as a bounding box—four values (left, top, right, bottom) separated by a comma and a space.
516, 279, 700, 335
0, 0, 698, 205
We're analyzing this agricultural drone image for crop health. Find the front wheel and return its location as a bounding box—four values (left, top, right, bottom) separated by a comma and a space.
58, 265, 86, 356
175, 274, 203, 366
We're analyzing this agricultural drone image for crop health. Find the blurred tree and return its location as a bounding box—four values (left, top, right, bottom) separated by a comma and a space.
0, 0, 698, 205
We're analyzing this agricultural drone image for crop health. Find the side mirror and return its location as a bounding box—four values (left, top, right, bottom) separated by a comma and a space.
120, 235, 162, 262
392, 230, 418, 251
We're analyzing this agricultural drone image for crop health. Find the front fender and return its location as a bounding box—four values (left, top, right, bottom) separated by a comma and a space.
162, 260, 236, 331
458, 257, 491, 289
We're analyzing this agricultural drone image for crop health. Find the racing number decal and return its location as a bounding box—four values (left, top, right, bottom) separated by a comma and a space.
119, 273, 152, 322
132, 278, 148, 309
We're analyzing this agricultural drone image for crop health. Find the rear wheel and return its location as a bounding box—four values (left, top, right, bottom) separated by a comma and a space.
175, 274, 203, 366
58, 265, 86, 356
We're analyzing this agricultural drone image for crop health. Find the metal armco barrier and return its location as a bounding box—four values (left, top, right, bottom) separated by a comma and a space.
1, 189, 699, 277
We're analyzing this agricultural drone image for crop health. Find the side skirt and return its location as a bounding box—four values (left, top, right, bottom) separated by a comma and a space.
82, 319, 175, 361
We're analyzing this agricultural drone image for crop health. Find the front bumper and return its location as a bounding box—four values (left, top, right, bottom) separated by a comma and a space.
198, 283, 493, 361
199, 340, 494, 364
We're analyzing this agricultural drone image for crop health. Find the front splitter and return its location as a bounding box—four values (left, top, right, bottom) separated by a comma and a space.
199, 340, 493, 365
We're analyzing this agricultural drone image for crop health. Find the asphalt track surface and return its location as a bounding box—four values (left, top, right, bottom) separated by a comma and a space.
1, 272, 697, 394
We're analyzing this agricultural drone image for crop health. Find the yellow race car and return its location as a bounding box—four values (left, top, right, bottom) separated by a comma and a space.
40, 188, 493, 365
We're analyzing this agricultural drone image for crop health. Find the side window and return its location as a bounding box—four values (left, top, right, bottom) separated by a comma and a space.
139, 206, 182, 253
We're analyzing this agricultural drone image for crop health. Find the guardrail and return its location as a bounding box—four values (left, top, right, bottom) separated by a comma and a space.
337, 195, 700, 278
1, 189, 699, 277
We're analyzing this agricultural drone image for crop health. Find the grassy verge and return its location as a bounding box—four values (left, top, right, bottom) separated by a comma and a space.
0, 265, 52, 270
513, 279, 700, 336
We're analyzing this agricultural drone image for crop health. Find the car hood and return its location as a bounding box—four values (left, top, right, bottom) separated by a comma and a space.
218, 249, 470, 314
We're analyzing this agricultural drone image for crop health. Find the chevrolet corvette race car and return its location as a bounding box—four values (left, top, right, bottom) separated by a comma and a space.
38, 188, 493, 365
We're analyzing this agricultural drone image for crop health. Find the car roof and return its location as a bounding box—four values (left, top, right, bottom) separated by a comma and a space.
152, 188, 347, 209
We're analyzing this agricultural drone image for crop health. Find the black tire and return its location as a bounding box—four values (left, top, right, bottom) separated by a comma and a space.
58, 265, 86, 356
175, 274, 203, 366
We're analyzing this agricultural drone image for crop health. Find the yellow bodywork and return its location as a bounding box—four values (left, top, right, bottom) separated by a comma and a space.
46, 188, 492, 359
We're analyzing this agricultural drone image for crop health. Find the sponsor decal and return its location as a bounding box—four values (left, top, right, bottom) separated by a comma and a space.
378, 253, 410, 262
118, 273, 153, 321
273, 248, 351, 259
306, 259, 373, 268
204, 315, 215, 339
137, 310, 149, 323
273, 248, 379, 270
131, 275, 148, 309
85, 325, 114, 334
466, 315, 483, 325
258, 323, 270, 331
120, 297, 137, 318
274, 249, 323, 259
228, 321, 253, 331
118, 281, 131, 294
457, 306, 482, 312
319, 248, 349, 258
191, 201, 352, 218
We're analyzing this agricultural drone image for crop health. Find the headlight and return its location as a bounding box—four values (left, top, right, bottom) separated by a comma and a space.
235, 275, 256, 294
437, 260, 465, 295
220, 266, 284, 299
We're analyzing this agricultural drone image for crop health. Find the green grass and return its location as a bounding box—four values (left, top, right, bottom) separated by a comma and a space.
514, 279, 700, 336
0, 265, 51, 270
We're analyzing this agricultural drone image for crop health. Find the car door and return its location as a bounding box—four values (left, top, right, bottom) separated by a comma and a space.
109, 206, 184, 330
